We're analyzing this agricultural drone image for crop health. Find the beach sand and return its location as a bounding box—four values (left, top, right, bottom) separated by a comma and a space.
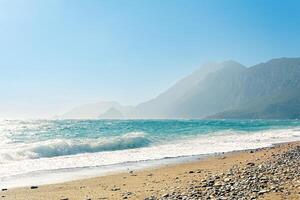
1, 142, 299, 200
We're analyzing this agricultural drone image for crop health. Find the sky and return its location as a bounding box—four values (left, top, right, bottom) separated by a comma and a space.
0, 0, 300, 119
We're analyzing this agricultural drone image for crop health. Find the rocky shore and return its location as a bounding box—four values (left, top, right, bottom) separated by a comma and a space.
146, 145, 300, 200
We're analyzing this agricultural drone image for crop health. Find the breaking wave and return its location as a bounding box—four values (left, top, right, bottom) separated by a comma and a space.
1, 119, 300, 188
1, 132, 151, 161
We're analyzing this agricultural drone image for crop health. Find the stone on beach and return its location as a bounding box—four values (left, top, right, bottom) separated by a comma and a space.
145, 145, 300, 200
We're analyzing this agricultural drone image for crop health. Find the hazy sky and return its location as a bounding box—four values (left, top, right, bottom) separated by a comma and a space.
0, 0, 300, 119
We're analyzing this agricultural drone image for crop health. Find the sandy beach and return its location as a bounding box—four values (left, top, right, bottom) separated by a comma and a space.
1, 0, 300, 199
1, 141, 299, 200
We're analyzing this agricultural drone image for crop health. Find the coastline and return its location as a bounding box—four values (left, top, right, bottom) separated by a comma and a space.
1, 141, 299, 200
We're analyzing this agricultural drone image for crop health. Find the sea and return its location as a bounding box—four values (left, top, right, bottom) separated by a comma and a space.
1, 119, 300, 188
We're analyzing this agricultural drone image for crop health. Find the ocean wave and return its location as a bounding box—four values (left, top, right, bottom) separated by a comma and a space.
1, 127, 300, 188
0, 132, 151, 161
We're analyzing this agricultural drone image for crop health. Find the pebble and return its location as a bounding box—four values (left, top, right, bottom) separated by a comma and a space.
111, 187, 121, 191
145, 145, 300, 200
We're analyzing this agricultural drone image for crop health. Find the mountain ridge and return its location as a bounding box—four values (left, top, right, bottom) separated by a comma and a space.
59, 57, 300, 119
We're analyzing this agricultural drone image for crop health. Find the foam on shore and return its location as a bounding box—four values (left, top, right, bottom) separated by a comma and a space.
1, 128, 300, 188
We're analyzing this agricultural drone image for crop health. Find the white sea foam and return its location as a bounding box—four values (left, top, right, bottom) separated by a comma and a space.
0, 132, 150, 161
0, 128, 300, 188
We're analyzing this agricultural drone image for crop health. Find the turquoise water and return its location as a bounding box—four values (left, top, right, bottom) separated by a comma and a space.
3, 119, 300, 156
1, 119, 300, 187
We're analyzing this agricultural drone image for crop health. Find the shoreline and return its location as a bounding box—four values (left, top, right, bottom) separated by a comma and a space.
2, 122, 300, 191
0, 152, 215, 189
1, 141, 299, 200
0, 141, 293, 189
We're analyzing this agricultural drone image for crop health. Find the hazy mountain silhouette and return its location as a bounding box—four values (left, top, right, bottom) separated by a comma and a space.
133, 60, 245, 118
60, 57, 300, 119
98, 107, 124, 119
209, 58, 300, 119
59, 101, 132, 119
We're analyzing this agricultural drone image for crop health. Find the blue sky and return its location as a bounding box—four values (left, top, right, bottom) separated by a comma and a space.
0, 0, 300, 118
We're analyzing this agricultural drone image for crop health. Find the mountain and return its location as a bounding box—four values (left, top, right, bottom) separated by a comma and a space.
98, 107, 124, 119
209, 58, 300, 119
133, 60, 247, 118
134, 57, 300, 119
58, 101, 132, 119
60, 57, 300, 119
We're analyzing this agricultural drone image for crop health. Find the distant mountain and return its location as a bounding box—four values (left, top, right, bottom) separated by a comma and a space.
60, 57, 300, 119
134, 57, 300, 119
209, 58, 300, 119
98, 107, 124, 119
134, 60, 247, 118
59, 101, 132, 119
